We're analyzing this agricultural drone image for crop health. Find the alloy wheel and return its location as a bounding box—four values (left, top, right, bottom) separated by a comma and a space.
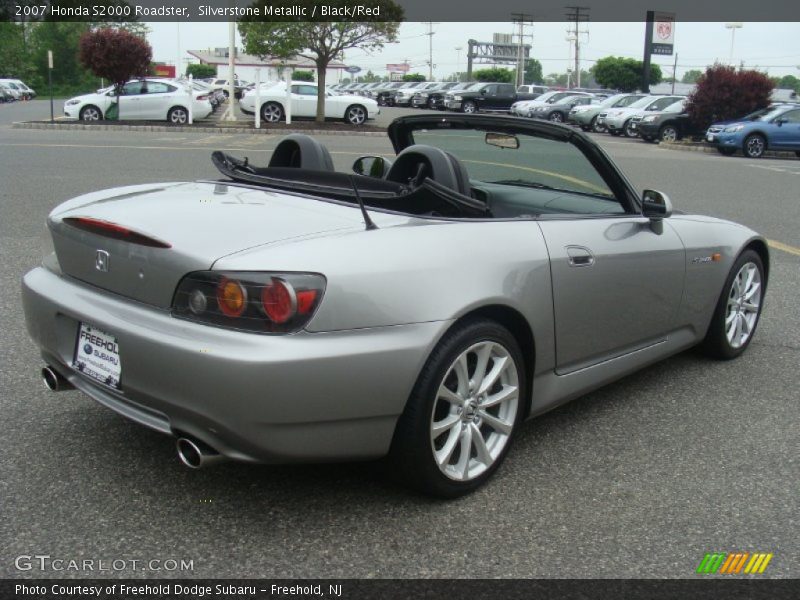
169, 108, 188, 124
463, 101, 476, 114
745, 135, 765, 158
81, 106, 101, 121
660, 126, 678, 142
725, 262, 762, 349
549, 112, 563, 122
429, 341, 519, 482
262, 103, 283, 122
346, 105, 366, 125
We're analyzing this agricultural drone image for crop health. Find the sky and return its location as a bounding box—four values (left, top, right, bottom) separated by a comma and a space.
147, 21, 800, 81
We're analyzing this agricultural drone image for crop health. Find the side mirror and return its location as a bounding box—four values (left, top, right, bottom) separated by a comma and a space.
480, 88, 487, 95
353, 155, 392, 178
641, 189, 673, 220
775, 118, 786, 126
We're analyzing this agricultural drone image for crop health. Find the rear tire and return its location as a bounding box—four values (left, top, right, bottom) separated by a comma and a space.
659, 125, 679, 142
389, 319, 526, 498
701, 249, 765, 360
548, 111, 564, 122
261, 101, 283, 123
623, 119, 638, 137
167, 106, 188, 124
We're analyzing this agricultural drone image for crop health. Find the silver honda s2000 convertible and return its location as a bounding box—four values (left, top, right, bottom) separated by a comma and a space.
22, 115, 767, 496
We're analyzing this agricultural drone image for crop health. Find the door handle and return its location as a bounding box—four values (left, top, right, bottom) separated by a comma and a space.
566, 245, 595, 267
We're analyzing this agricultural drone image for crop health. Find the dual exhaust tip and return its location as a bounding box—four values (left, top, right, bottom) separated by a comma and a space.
42, 365, 224, 469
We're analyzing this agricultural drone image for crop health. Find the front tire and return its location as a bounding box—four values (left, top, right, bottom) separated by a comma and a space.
548, 111, 564, 123
389, 319, 525, 497
344, 104, 367, 125
261, 102, 283, 123
701, 249, 765, 360
744, 134, 766, 158
591, 116, 606, 133
79, 105, 102, 121
462, 100, 477, 114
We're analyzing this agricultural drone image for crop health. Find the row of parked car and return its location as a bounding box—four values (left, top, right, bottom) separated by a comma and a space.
505, 88, 800, 159
0, 78, 36, 102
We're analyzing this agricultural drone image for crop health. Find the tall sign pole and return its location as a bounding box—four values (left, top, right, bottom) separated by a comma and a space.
642, 10, 655, 93
47, 50, 54, 123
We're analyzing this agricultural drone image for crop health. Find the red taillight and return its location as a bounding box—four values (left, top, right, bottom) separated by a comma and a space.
197, 94, 209, 100
64, 217, 171, 248
216, 278, 247, 317
296, 290, 318, 315
261, 279, 296, 324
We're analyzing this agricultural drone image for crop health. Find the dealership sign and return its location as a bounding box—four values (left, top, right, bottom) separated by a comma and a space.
345, 65, 361, 74
386, 63, 410, 73
651, 12, 675, 55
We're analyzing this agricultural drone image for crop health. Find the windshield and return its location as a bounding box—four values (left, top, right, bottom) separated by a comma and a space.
626, 96, 657, 109
410, 126, 618, 206
533, 91, 561, 103
754, 107, 788, 122
663, 100, 686, 113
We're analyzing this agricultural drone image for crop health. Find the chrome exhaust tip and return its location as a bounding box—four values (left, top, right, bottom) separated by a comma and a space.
42, 366, 73, 392
176, 437, 225, 469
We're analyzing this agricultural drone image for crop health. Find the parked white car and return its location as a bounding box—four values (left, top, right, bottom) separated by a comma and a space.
0, 79, 36, 99
600, 95, 685, 137
63, 78, 213, 123
240, 81, 380, 125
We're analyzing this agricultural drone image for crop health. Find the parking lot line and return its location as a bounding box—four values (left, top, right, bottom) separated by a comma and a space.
767, 239, 800, 256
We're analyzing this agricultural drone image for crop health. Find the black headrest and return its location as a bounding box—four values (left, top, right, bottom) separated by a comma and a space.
268, 134, 335, 171
385, 144, 470, 196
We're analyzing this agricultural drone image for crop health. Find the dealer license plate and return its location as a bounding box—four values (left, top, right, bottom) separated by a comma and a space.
73, 323, 122, 389
707, 133, 715, 142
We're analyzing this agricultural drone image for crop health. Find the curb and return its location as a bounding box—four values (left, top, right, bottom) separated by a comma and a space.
12, 121, 387, 137
660, 140, 797, 160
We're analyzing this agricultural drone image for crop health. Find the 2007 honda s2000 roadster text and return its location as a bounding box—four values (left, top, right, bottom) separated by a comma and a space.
22, 115, 768, 497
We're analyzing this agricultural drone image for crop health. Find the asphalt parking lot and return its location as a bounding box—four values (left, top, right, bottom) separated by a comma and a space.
1, 100, 798, 579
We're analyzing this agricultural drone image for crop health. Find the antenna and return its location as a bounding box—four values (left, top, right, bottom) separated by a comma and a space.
349, 176, 378, 231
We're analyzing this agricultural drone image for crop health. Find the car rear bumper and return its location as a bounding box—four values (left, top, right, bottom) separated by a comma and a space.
22, 265, 450, 464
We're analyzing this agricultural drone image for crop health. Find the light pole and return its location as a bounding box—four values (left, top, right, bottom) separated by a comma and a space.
725, 22, 743, 66
455, 46, 462, 81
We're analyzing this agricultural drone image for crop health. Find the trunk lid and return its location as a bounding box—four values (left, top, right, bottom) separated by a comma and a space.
49, 181, 364, 307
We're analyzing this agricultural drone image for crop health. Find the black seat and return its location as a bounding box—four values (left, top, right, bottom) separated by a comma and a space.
385, 145, 471, 196
268, 134, 335, 171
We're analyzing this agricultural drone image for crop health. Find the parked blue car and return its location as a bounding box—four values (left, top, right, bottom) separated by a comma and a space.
706, 104, 800, 158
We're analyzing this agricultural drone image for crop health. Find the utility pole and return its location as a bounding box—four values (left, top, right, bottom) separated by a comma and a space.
565, 6, 589, 88
511, 13, 534, 87
425, 22, 439, 81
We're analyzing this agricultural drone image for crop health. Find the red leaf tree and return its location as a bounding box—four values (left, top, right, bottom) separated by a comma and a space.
686, 64, 774, 131
78, 28, 152, 117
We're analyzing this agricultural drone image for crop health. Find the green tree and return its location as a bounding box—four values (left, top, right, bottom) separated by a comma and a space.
27, 21, 96, 94
186, 63, 216, 79
293, 70, 315, 81
682, 69, 703, 84
473, 67, 514, 83
0, 22, 32, 80
523, 58, 543, 85
776, 74, 800, 93
239, 0, 403, 123
402, 72, 425, 82
592, 56, 662, 92
361, 70, 383, 83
